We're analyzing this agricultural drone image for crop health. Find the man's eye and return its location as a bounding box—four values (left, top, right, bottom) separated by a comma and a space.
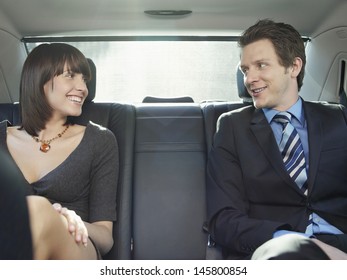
240, 68, 248, 74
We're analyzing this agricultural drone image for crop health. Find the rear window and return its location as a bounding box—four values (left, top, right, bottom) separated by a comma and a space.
25, 37, 242, 103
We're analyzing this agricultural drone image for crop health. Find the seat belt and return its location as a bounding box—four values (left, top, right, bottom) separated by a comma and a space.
203, 222, 223, 259
339, 60, 347, 107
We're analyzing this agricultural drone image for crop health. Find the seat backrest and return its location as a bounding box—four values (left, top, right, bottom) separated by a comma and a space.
0, 103, 20, 125
202, 67, 253, 153
76, 101, 135, 260
132, 103, 207, 259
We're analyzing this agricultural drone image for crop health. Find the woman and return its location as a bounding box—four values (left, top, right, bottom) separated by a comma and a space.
0, 43, 119, 259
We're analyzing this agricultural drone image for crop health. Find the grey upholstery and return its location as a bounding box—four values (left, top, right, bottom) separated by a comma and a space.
0, 103, 20, 125
85, 58, 96, 102
76, 101, 135, 260
132, 104, 207, 259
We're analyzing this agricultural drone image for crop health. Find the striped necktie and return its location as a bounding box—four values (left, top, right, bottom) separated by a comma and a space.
273, 112, 308, 195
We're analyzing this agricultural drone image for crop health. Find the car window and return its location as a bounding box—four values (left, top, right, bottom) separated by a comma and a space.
25, 38, 242, 103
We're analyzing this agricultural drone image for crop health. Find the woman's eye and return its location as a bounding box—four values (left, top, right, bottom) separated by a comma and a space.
64, 72, 74, 78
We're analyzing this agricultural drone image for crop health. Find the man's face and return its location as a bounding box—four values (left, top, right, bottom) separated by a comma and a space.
240, 39, 300, 111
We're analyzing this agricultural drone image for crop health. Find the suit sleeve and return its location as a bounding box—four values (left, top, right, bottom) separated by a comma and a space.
206, 113, 290, 257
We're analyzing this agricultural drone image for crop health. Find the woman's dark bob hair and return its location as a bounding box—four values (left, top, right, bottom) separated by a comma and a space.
19, 43, 91, 136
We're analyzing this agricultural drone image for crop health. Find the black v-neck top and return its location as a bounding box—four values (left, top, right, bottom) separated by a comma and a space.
0, 120, 119, 222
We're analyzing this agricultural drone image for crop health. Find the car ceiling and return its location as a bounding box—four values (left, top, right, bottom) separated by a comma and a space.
0, 0, 345, 38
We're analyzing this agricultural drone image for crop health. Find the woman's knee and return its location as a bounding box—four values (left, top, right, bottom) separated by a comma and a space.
27, 195, 68, 235
27, 195, 51, 214
251, 234, 330, 260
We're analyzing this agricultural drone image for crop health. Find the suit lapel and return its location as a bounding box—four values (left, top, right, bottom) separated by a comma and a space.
250, 108, 304, 193
303, 102, 322, 192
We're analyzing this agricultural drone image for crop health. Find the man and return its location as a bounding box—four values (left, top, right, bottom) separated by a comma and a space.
0, 149, 33, 259
206, 19, 347, 259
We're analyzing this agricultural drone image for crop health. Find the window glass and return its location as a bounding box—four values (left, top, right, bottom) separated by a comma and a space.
26, 39, 242, 103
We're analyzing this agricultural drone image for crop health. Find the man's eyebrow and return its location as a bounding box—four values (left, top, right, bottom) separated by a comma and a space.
240, 58, 270, 67
255, 58, 271, 63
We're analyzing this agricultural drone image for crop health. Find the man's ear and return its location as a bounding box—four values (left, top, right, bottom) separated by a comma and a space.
291, 57, 303, 78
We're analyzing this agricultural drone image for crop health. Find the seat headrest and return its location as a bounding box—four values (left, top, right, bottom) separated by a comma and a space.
236, 67, 253, 104
142, 96, 194, 103
86, 58, 96, 102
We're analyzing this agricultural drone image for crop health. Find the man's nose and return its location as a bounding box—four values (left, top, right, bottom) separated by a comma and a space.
244, 68, 259, 87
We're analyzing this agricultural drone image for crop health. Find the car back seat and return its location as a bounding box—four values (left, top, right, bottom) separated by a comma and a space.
0, 59, 249, 260
132, 103, 207, 259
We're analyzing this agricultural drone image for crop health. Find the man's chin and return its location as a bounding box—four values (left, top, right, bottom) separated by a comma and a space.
253, 99, 264, 109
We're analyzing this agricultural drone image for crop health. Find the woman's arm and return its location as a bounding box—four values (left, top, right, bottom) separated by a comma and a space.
85, 221, 113, 256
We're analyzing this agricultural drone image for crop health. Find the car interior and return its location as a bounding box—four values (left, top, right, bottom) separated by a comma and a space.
0, 0, 346, 260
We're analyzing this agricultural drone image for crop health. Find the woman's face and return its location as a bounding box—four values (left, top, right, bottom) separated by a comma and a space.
43, 63, 89, 119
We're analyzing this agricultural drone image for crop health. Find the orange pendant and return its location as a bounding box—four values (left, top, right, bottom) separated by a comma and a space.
40, 143, 51, 153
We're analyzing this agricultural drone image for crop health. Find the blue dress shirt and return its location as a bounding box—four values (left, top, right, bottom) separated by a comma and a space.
262, 98, 343, 238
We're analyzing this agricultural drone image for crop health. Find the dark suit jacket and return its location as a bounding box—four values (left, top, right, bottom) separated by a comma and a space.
0, 149, 33, 259
206, 101, 347, 259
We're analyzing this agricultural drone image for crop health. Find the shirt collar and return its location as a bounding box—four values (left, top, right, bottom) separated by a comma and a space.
263, 97, 304, 125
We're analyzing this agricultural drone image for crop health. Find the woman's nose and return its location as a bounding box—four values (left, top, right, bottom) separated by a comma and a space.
75, 75, 88, 92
